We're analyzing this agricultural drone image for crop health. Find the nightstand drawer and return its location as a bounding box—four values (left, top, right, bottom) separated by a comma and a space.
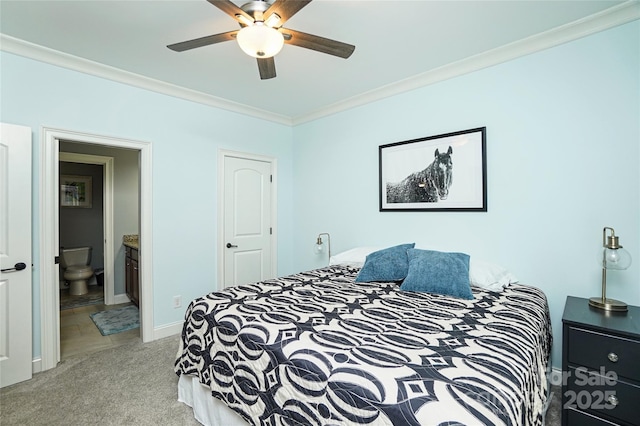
567, 408, 621, 426
566, 367, 640, 426
567, 327, 640, 379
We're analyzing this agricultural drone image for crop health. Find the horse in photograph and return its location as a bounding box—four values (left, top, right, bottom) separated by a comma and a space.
386, 146, 453, 203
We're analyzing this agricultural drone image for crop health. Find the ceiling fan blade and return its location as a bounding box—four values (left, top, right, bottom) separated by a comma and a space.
206, 0, 252, 23
257, 57, 276, 80
167, 30, 238, 52
281, 28, 355, 59
264, 0, 312, 27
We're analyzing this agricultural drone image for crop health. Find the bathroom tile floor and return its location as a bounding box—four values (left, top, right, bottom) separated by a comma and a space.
60, 293, 140, 360
60, 285, 104, 310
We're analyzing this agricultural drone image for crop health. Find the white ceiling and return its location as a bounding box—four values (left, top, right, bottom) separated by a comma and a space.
1, 1, 636, 124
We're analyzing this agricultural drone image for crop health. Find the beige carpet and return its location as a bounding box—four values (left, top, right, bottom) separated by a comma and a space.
1, 336, 198, 425
1, 334, 562, 425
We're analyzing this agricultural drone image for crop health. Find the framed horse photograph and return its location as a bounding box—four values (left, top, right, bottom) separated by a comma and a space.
379, 127, 486, 212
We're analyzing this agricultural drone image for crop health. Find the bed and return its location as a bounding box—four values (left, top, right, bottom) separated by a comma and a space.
175, 247, 552, 426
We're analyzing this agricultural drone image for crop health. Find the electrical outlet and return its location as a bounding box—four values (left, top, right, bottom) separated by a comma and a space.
173, 295, 182, 309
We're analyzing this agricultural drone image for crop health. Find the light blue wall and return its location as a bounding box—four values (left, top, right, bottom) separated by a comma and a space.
0, 52, 295, 358
292, 21, 639, 369
1, 20, 637, 368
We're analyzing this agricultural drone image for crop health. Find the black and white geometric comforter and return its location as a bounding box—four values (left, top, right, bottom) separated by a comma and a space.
175, 265, 552, 426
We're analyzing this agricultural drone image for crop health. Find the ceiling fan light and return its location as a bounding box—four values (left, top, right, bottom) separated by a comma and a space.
235, 13, 254, 27
264, 13, 281, 28
237, 23, 284, 58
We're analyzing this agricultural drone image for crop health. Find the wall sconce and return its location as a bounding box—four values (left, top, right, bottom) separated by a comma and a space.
589, 227, 632, 312
314, 233, 331, 264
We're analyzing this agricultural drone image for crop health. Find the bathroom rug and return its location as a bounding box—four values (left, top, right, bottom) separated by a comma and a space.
90, 305, 139, 336
60, 290, 104, 310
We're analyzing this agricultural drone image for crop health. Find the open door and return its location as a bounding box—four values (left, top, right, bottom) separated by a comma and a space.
0, 123, 33, 387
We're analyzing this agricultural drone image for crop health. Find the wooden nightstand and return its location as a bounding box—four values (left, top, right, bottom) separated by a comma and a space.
561, 296, 640, 426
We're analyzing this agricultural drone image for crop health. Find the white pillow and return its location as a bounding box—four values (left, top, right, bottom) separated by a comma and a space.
329, 247, 381, 267
469, 258, 518, 291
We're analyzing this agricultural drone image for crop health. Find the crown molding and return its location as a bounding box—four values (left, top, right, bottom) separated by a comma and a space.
0, 34, 293, 126
292, 0, 640, 125
1, 1, 637, 127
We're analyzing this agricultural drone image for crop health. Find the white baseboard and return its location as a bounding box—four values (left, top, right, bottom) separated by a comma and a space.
549, 366, 563, 388
153, 320, 183, 340
32, 357, 42, 374
113, 293, 131, 305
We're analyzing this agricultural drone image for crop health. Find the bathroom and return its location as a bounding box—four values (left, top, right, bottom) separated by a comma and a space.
58, 141, 141, 358
59, 161, 104, 301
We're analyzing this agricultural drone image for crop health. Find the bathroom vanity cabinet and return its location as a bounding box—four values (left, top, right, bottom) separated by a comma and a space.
125, 246, 139, 307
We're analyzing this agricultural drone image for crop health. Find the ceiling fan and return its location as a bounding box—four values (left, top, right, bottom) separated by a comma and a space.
167, 0, 355, 80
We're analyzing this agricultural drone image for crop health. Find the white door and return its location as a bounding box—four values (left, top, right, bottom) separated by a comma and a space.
0, 123, 32, 387
223, 156, 272, 287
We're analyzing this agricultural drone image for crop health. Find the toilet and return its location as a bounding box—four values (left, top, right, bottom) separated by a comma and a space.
60, 246, 94, 296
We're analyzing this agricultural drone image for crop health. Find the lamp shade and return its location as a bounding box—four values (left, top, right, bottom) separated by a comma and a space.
236, 23, 284, 58
604, 247, 632, 270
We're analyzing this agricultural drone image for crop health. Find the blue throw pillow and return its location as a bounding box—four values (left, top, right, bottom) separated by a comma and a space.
355, 243, 415, 282
400, 249, 473, 300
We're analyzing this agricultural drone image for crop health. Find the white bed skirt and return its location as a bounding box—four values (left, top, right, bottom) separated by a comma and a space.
178, 374, 248, 426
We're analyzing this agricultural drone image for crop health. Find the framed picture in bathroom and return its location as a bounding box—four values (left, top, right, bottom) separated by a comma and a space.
60, 175, 92, 208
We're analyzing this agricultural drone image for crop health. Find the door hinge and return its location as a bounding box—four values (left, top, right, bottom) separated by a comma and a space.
270, 227, 272, 235
270, 174, 273, 183
54, 256, 60, 264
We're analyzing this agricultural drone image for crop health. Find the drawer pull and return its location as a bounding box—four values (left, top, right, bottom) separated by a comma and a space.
607, 352, 619, 363
607, 394, 619, 407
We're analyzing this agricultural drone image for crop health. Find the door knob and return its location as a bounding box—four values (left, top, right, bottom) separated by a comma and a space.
1, 262, 27, 273
226, 243, 238, 248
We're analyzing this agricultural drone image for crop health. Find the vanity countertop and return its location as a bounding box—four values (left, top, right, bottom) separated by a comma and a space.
123, 234, 139, 250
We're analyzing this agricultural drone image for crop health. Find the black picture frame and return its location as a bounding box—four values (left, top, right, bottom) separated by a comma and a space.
379, 127, 486, 212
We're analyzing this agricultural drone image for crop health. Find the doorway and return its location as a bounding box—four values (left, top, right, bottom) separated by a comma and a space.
57, 150, 140, 359
58, 152, 113, 307
39, 128, 153, 372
